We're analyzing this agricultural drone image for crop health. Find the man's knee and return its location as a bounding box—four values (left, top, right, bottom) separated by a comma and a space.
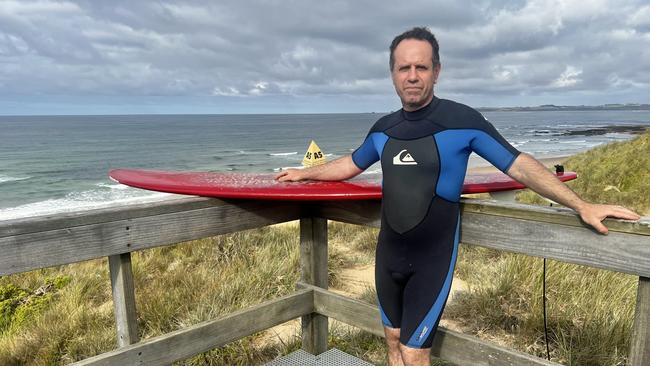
398, 342, 431, 363
384, 327, 401, 345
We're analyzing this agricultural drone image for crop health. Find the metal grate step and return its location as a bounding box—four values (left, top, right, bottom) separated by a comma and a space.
265, 348, 375, 366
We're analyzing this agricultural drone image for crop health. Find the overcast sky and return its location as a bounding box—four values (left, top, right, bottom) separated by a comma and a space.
1, 0, 649, 115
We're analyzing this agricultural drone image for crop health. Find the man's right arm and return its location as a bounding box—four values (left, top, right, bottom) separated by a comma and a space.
274, 154, 363, 182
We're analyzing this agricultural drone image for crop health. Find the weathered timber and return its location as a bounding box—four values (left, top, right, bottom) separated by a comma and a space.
314, 200, 381, 227
300, 282, 383, 337
108, 253, 139, 347
315, 199, 650, 235
300, 217, 329, 355
0, 197, 217, 237
461, 199, 650, 236
0, 199, 301, 275
461, 211, 650, 277
70, 289, 313, 366
305, 284, 561, 366
629, 276, 650, 366
433, 329, 561, 366
316, 200, 650, 277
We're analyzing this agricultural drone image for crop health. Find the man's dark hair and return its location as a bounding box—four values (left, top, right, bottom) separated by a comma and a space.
389, 27, 440, 71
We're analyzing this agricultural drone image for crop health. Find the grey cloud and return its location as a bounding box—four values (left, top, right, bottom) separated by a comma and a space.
1, 0, 648, 108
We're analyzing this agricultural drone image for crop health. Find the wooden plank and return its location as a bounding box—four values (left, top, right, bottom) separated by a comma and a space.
70, 289, 313, 366
461, 199, 650, 236
315, 200, 650, 277
301, 282, 383, 337
300, 217, 328, 288
313, 201, 381, 228
300, 217, 328, 355
0, 200, 301, 275
306, 284, 561, 366
433, 329, 562, 366
629, 276, 650, 366
461, 211, 650, 278
108, 253, 139, 347
0, 197, 217, 237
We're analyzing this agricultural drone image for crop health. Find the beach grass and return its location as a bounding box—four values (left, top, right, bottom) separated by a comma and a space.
516, 130, 650, 214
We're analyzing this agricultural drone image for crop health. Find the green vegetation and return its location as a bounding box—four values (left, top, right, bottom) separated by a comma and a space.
517, 130, 650, 214
446, 246, 635, 365
1, 133, 646, 365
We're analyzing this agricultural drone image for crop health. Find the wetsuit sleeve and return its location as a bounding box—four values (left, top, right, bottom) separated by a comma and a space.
351, 134, 380, 170
470, 121, 521, 173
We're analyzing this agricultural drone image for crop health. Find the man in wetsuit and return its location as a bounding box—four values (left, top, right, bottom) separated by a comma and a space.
275, 27, 640, 366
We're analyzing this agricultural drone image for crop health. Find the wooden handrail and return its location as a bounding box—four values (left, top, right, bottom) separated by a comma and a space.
1, 197, 648, 365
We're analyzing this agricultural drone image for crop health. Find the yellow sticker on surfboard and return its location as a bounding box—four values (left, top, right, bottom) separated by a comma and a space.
302, 140, 327, 167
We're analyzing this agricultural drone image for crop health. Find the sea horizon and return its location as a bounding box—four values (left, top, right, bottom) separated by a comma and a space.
2, 102, 649, 117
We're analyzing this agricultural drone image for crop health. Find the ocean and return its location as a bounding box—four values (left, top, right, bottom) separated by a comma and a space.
1, 110, 648, 220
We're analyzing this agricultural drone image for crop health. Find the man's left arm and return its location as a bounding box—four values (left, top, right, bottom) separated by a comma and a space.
506, 153, 641, 234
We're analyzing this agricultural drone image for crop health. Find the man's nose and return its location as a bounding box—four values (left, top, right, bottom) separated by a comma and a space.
407, 67, 418, 82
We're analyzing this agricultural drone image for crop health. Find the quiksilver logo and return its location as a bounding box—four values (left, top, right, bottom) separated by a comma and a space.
418, 326, 428, 341
393, 149, 418, 165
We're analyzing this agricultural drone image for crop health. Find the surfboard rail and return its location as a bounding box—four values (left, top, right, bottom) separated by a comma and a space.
108, 168, 577, 200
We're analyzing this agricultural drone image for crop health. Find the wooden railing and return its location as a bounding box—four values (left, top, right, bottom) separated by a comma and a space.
1, 197, 648, 366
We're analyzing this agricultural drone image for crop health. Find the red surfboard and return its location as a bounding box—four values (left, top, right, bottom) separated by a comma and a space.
109, 169, 577, 201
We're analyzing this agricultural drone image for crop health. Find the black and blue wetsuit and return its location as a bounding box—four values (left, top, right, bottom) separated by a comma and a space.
351, 97, 520, 348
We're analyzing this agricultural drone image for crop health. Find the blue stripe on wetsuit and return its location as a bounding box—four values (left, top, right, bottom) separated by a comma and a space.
435, 129, 520, 202
379, 302, 394, 328
405, 212, 461, 348
351, 132, 388, 170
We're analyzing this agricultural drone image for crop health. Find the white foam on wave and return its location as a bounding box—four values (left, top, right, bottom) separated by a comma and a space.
269, 152, 298, 156
0, 175, 31, 184
95, 182, 130, 190
273, 166, 304, 172
0, 184, 178, 221
558, 140, 587, 144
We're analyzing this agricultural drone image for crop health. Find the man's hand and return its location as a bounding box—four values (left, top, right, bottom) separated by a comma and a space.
275, 169, 305, 182
274, 155, 363, 182
507, 153, 641, 235
576, 203, 641, 235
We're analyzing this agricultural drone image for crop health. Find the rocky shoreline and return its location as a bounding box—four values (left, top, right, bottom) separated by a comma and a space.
560, 125, 649, 136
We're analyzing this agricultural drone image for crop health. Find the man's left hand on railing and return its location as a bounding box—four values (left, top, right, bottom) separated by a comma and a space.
506, 153, 641, 235
575, 202, 641, 235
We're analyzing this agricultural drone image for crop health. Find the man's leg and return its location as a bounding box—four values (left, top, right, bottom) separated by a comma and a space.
384, 326, 404, 366
385, 326, 432, 366
399, 343, 431, 366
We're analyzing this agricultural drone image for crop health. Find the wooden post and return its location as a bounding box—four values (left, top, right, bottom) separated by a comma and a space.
300, 217, 328, 355
629, 276, 650, 366
108, 253, 139, 346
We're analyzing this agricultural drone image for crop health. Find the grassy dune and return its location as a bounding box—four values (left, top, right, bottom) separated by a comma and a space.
1, 132, 647, 365
517, 130, 650, 214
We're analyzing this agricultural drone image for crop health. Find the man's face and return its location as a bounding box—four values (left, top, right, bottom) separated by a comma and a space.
391, 39, 441, 111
